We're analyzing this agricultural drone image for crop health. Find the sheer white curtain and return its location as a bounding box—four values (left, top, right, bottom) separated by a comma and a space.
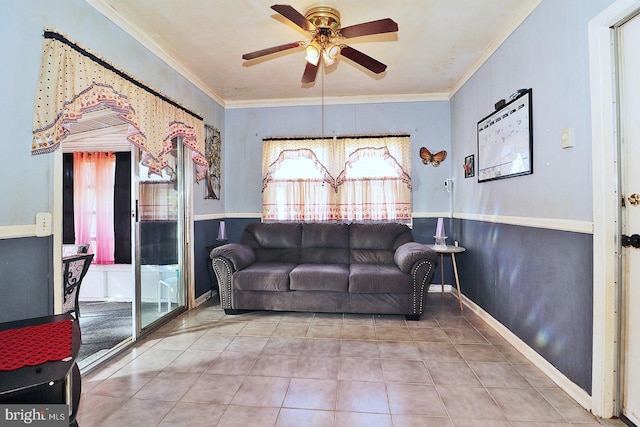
262, 135, 411, 222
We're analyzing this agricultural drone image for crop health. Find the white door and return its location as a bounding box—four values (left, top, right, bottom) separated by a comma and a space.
619, 11, 640, 425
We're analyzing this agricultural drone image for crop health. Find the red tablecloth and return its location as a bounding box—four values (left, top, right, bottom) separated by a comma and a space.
0, 319, 73, 371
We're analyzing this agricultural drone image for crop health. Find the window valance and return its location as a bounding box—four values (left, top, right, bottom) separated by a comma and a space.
262, 134, 412, 191
31, 30, 207, 181
262, 134, 412, 222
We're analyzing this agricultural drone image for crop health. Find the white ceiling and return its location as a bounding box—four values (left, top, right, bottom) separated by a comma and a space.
86, 0, 541, 108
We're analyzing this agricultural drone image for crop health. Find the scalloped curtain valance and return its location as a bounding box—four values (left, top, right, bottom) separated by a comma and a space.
262, 134, 412, 222
31, 31, 207, 181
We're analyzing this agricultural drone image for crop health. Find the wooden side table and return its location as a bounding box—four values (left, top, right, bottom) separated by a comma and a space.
427, 244, 466, 311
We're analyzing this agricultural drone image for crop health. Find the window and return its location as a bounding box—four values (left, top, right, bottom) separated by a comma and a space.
262, 135, 411, 222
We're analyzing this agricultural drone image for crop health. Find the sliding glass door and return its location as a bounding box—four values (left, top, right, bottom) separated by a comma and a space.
136, 138, 186, 330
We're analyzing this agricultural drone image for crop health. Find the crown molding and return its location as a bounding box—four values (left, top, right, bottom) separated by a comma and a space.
224, 92, 451, 109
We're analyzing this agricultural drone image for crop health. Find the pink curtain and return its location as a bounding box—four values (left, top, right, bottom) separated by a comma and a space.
94, 152, 115, 264
73, 152, 115, 265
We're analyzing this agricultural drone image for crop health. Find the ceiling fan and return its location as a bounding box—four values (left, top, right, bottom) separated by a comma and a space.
242, 4, 398, 84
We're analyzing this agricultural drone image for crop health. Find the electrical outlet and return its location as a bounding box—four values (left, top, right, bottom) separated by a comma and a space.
35, 212, 52, 236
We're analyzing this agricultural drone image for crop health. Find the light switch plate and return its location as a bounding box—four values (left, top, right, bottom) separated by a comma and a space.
561, 128, 574, 148
35, 212, 52, 236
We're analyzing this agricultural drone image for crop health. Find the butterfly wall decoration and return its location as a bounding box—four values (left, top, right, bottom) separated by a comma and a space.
419, 147, 447, 167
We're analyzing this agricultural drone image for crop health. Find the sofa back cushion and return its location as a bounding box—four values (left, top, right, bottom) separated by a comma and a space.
241, 222, 302, 263
349, 223, 414, 264
300, 223, 349, 264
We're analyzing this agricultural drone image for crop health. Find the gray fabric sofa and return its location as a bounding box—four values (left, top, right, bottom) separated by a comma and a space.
210, 222, 438, 320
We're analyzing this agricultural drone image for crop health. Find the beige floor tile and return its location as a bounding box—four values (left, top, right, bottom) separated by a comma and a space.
307, 324, 343, 339
249, 353, 298, 377
338, 356, 384, 382
301, 338, 341, 356
409, 327, 452, 342
381, 358, 432, 383
386, 382, 447, 416
341, 324, 377, 340
207, 351, 258, 375
230, 375, 289, 407
488, 387, 565, 422
158, 402, 227, 426
427, 360, 483, 387
275, 408, 335, 427
392, 414, 453, 427
340, 339, 379, 357
378, 341, 422, 360
283, 378, 338, 410
189, 333, 233, 351
163, 349, 220, 373
334, 411, 392, 427
455, 343, 507, 362
262, 337, 306, 355
468, 361, 532, 388
417, 342, 464, 362
336, 380, 389, 413
76, 394, 128, 426
87, 369, 157, 398
436, 384, 507, 420
225, 335, 269, 353
376, 326, 413, 341
294, 355, 340, 379
134, 371, 201, 401
215, 405, 280, 427
180, 374, 243, 404
272, 323, 310, 337
95, 397, 176, 426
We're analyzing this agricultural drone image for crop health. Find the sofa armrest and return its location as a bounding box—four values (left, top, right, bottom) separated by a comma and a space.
210, 243, 255, 271
394, 242, 438, 274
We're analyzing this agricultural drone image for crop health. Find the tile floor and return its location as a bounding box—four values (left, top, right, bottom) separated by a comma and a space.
77, 294, 628, 427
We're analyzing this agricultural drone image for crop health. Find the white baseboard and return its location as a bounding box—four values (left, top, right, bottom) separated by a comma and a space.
458, 292, 593, 411
194, 290, 214, 307
429, 284, 453, 293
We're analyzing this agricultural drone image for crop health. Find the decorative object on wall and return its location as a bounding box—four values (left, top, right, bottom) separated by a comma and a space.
242, 5, 398, 84
419, 147, 447, 167
477, 88, 533, 182
434, 217, 447, 249
204, 124, 221, 199
464, 154, 475, 178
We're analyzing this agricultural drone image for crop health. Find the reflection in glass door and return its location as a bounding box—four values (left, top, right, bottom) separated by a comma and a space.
136, 139, 185, 330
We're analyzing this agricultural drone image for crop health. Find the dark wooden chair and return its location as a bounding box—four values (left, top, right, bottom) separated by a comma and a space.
62, 253, 94, 318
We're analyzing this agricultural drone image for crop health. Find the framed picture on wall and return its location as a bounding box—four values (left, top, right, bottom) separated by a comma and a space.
477, 88, 533, 182
464, 154, 474, 178
204, 124, 221, 199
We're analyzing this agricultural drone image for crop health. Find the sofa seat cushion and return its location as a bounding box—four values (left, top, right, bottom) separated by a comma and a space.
349, 263, 412, 294
289, 263, 349, 292
233, 262, 297, 291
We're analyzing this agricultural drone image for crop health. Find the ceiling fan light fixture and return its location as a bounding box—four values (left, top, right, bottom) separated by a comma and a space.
322, 43, 341, 66
305, 41, 321, 65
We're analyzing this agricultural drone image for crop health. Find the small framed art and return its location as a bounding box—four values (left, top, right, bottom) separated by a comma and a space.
464, 155, 474, 178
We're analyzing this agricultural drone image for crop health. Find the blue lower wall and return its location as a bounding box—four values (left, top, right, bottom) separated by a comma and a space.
0, 236, 53, 323
455, 219, 593, 393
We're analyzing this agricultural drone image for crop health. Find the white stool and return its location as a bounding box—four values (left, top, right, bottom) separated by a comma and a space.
157, 274, 177, 312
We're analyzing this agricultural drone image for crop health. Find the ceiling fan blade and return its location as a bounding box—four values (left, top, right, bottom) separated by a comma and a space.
271, 4, 316, 32
301, 62, 319, 84
340, 46, 387, 74
339, 18, 398, 38
242, 42, 304, 60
